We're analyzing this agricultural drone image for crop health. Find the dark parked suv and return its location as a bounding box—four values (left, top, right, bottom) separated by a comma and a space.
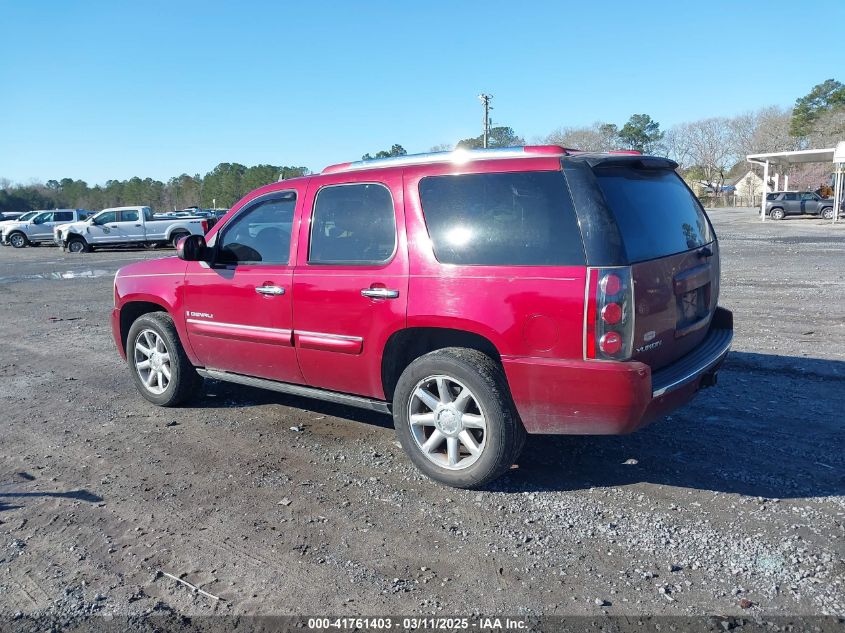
111, 145, 733, 488
765, 191, 837, 220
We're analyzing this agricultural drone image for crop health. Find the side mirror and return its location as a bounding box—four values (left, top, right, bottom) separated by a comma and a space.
176, 234, 210, 261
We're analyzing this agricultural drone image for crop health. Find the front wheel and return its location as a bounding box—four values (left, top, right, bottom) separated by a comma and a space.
821, 207, 834, 220
8, 232, 27, 248
392, 348, 526, 489
126, 312, 203, 406
67, 236, 90, 253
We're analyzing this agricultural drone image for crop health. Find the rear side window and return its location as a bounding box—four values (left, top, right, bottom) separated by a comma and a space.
54, 211, 73, 222
309, 183, 395, 265
120, 210, 139, 222
766, 193, 777, 200
418, 171, 584, 266
593, 166, 713, 262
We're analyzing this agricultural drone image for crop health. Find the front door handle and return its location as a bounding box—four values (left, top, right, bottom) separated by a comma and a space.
361, 288, 399, 299
256, 285, 285, 296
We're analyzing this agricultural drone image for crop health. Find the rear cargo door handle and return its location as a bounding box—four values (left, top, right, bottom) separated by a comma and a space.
256, 285, 285, 296
361, 288, 399, 299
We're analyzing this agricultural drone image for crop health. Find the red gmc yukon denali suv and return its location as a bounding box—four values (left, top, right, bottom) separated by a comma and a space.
111, 146, 733, 488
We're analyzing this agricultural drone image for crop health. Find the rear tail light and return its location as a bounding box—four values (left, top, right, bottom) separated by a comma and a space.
201, 220, 209, 233
585, 267, 634, 360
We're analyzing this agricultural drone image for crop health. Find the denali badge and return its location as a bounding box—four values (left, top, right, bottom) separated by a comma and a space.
644, 330, 656, 342
635, 340, 663, 354
187, 311, 214, 319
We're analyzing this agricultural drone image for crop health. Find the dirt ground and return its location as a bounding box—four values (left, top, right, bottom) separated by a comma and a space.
0, 208, 843, 625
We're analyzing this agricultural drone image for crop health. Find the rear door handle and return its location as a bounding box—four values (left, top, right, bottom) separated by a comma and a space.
361, 288, 399, 299
256, 285, 285, 296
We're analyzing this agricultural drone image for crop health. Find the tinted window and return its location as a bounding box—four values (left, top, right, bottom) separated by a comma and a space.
783, 193, 798, 201
54, 211, 73, 222
143, 208, 154, 221
594, 166, 713, 262
120, 210, 139, 222
766, 193, 777, 200
218, 193, 295, 265
800, 192, 816, 200
309, 183, 395, 264
418, 171, 583, 266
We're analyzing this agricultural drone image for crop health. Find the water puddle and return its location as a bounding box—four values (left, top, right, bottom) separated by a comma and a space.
0, 269, 112, 283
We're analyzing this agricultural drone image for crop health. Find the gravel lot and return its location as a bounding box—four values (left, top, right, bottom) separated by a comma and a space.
0, 208, 843, 625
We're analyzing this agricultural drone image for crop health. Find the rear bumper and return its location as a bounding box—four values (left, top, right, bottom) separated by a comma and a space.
503, 307, 733, 435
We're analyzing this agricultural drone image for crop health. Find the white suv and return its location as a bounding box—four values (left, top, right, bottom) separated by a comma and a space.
2, 209, 92, 248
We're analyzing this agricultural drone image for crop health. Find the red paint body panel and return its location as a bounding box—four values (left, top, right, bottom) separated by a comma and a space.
402, 159, 586, 359
292, 168, 408, 398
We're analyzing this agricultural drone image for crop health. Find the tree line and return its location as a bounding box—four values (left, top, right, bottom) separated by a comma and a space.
3, 79, 843, 213
0, 163, 309, 214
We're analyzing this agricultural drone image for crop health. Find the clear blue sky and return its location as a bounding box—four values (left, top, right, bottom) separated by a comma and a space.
2, 0, 843, 185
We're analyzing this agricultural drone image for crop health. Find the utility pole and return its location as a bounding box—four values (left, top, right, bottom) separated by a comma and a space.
478, 94, 493, 148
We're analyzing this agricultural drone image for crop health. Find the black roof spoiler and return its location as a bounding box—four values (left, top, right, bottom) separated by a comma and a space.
563, 154, 679, 170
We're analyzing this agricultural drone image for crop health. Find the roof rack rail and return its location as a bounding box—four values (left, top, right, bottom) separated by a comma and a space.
321, 145, 572, 174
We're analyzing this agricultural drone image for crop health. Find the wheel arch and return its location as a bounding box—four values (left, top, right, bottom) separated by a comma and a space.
118, 300, 170, 356
381, 326, 502, 402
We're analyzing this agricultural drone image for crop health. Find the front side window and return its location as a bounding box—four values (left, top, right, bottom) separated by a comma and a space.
32, 212, 52, 224
800, 192, 816, 201
309, 183, 395, 265
94, 212, 117, 225
217, 193, 296, 265
418, 171, 584, 266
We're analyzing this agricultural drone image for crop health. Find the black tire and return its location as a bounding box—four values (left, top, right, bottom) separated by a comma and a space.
170, 231, 189, 248
126, 312, 203, 407
821, 207, 834, 220
67, 236, 90, 253
392, 347, 526, 489
8, 232, 28, 248
769, 207, 785, 220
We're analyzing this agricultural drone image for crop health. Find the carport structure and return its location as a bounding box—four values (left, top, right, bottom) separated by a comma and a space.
746, 143, 845, 223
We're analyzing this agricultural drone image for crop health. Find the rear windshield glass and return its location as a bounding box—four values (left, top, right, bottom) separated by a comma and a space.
418, 171, 584, 266
593, 166, 713, 262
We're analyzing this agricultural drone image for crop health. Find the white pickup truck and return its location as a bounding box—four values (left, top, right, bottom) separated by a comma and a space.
55, 206, 210, 253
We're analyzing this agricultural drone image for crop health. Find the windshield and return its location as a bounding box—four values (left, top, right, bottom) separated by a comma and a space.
593, 166, 713, 262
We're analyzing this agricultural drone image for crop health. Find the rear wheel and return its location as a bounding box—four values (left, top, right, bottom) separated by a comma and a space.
170, 231, 189, 248
126, 312, 203, 407
770, 207, 785, 220
392, 348, 526, 489
67, 236, 89, 253
821, 207, 834, 220
8, 232, 27, 248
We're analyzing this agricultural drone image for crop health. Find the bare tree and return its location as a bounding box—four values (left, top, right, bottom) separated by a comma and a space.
670, 118, 735, 194
544, 122, 619, 152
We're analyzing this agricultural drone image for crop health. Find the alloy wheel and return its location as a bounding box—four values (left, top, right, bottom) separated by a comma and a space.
133, 329, 171, 395
407, 375, 487, 470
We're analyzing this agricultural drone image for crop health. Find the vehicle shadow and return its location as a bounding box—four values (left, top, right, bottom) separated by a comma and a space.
0, 489, 103, 511
191, 351, 844, 500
